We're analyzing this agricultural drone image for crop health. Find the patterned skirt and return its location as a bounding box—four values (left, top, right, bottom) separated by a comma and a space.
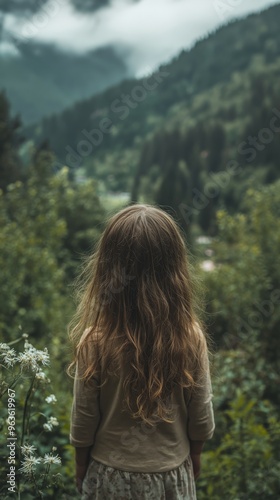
81, 455, 197, 500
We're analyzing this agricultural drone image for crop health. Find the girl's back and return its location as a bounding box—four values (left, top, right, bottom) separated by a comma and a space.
69, 204, 215, 499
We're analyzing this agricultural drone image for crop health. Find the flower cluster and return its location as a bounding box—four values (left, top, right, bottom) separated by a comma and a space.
0, 340, 50, 373
1, 335, 62, 497
20, 444, 61, 475
17, 341, 50, 372
45, 394, 57, 404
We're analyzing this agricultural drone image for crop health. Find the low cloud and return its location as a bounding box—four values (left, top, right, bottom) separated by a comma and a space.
4, 0, 280, 75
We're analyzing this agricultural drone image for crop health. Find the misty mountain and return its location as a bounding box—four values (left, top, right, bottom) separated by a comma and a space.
22, 2, 280, 235
0, 39, 131, 124
27, 3, 280, 162
0, 1, 142, 124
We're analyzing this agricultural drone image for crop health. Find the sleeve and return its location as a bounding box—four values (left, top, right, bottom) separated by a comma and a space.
185, 348, 215, 442
69, 352, 101, 448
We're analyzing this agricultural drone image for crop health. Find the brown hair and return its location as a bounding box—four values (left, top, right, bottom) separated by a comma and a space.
68, 204, 211, 427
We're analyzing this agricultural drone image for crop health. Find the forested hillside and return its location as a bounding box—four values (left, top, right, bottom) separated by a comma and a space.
26, 4, 280, 234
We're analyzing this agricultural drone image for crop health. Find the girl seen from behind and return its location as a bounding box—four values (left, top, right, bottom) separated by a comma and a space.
68, 204, 215, 499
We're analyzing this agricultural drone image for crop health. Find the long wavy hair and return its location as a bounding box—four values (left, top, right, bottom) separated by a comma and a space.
68, 204, 211, 427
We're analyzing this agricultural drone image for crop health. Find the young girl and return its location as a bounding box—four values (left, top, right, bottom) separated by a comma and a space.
69, 204, 215, 499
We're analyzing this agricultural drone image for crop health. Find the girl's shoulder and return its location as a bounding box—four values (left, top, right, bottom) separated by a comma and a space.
76, 328, 103, 377
77, 327, 103, 362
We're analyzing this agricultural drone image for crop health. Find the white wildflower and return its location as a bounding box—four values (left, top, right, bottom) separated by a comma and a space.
21, 444, 37, 456
18, 343, 49, 372
43, 423, 52, 432
17, 351, 38, 372
49, 416, 59, 427
43, 416, 59, 431
0, 348, 17, 367
36, 371, 47, 381
45, 394, 57, 404
43, 453, 61, 465
35, 348, 49, 366
19, 456, 42, 474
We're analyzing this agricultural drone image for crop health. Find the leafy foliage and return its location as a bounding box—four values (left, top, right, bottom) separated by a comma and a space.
198, 391, 280, 499
0, 99, 105, 342
204, 182, 280, 364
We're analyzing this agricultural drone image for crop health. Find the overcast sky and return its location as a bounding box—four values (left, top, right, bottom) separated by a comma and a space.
5, 0, 280, 76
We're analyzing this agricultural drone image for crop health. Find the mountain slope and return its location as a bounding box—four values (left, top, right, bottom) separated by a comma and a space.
24, 3, 280, 234
0, 41, 131, 124
27, 4, 280, 158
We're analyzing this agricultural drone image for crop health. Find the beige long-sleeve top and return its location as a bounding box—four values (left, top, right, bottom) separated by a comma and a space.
70, 341, 215, 473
